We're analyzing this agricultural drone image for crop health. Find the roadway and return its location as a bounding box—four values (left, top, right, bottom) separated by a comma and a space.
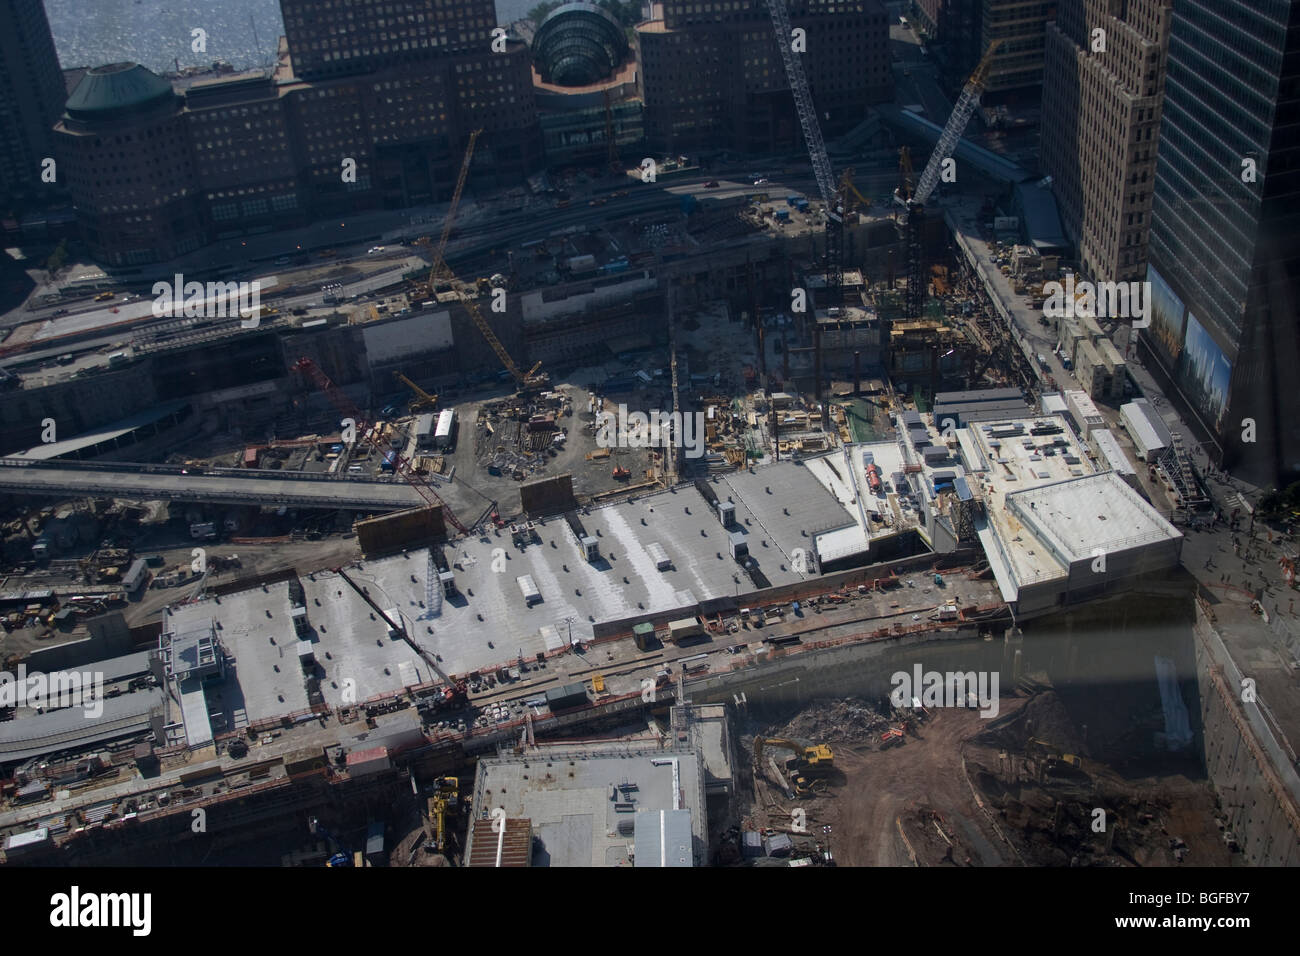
0, 458, 425, 511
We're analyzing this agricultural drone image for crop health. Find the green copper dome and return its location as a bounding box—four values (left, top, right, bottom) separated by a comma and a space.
65, 62, 177, 122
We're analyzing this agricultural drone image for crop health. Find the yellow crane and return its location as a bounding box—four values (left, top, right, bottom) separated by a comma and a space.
839, 168, 872, 213
418, 128, 482, 293
412, 131, 547, 392
394, 371, 438, 413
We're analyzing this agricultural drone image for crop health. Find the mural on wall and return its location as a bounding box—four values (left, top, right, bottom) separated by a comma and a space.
1178, 311, 1233, 433
1145, 264, 1186, 369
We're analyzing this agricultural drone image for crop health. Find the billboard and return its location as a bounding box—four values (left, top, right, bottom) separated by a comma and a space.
1145, 265, 1186, 369
1177, 312, 1233, 433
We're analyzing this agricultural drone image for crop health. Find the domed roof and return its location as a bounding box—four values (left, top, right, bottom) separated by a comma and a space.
533, 2, 628, 87
65, 63, 177, 122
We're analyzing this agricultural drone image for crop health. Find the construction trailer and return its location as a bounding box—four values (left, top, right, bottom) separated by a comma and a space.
433, 408, 457, 449
668, 616, 705, 644
517, 574, 542, 606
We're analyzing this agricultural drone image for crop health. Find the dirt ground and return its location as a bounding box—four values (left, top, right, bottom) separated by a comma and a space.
733, 689, 1234, 867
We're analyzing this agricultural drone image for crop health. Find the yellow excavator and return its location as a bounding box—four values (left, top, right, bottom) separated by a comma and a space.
394, 371, 438, 413
427, 775, 459, 853
1027, 737, 1082, 772
754, 737, 834, 795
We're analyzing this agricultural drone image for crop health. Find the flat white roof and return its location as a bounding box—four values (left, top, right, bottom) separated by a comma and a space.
1006, 472, 1181, 565
1092, 428, 1136, 476
1121, 399, 1172, 453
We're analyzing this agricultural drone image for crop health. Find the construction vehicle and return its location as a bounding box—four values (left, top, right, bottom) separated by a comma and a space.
880, 728, 905, 749
308, 817, 352, 867
1027, 736, 1083, 773
394, 371, 438, 413
292, 357, 471, 534
427, 776, 459, 853
895, 40, 1001, 318
612, 465, 630, 480
754, 737, 835, 789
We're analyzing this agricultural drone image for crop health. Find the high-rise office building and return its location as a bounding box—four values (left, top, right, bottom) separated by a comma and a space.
280, 0, 497, 81
0, 0, 69, 212
1043, 0, 1171, 286
980, 0, 1056, 93
637, 0, 892, 154
1143, 0, 1300, 485
279, 0, 541, 195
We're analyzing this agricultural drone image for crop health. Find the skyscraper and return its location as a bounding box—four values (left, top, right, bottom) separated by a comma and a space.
1043, 0, 1171, 286
1142, 0, 1300, 485
638, 0, 892, 154
0, 0, 69, 213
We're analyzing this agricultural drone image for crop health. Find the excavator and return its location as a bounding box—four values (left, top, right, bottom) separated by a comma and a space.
1026, 736, 1083, 774
427, 776, 459, 854
754, 737, 834, 795
394, 371, 438, 413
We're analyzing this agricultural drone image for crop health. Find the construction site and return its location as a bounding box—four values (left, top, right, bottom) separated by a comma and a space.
0, 1, 1293, 874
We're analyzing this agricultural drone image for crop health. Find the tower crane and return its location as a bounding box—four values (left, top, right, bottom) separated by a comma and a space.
895, 41, 1002, 318
290, 357, 471, 535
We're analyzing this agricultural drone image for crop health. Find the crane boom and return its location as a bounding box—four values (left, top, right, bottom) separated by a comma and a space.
764, 0, 844, 309
912, 41, 1001, 208
464, 294, 543, 387
428, 129, 482, 285
291, 357, 470, 535
764, 0, 837, 209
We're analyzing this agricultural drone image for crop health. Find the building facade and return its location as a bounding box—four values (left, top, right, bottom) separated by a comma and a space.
1042, 0, 1171, 287
0, 0, 69, 213
56, 0, 543, 265
637, 0, 892, 154
981, 0, 1055, 94
1142, 0, 1300, 484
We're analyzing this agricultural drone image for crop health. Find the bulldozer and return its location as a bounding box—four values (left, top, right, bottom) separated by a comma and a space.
754, 737, 834, 795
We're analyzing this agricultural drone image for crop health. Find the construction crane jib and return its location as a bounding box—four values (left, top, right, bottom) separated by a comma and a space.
910, 40, 1002, 212
764, 0, 838, 217
428, 129, 482, 286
